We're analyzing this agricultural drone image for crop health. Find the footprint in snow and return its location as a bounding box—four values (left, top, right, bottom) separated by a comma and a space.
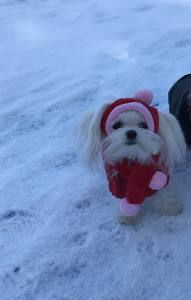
99, 220, 118, 233
0, 209, 32, 221
63, 262, 86, 280
136, 236, 154, 255
0, 209, 36, 250
156, 250, 174, 261
72, 231, 88, 247
175, 38, 191, 48
74, 198, 91, 210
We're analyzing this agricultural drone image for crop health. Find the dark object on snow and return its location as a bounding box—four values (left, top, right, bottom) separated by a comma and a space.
168, 74, 191, 146
14, 267, 20, 273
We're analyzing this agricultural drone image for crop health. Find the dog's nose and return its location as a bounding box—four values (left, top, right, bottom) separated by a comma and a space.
126, 130, 137, 140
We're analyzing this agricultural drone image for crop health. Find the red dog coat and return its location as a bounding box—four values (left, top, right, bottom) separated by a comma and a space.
104, 157, 168, 204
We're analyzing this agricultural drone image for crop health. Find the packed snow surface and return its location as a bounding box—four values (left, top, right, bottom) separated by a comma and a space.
1, 1, 191, 299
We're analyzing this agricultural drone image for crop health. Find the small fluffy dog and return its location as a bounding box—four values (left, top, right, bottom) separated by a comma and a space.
79, 90, 186, 223
169, 74, 191, 147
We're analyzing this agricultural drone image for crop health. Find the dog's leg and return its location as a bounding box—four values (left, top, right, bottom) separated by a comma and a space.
154, 179, 183, 216
116, 210, 143, 225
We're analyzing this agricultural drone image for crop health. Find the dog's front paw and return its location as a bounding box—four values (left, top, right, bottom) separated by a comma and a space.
119, 198, 140, 216
160, 201, 183, 216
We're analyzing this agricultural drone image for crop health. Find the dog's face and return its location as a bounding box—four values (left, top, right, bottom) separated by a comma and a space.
78, 102, 186, 170
102, 110, 161, 164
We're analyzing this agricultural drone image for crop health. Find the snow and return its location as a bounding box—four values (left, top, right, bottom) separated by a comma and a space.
0, 0, 191, 299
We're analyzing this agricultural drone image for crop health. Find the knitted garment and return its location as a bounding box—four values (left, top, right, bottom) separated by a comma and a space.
100, 98, 159, 135
168, 74, 191, 146
104, 157, 168, 205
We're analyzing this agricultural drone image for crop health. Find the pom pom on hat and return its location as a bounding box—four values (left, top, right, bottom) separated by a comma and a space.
134, 89, 153, 105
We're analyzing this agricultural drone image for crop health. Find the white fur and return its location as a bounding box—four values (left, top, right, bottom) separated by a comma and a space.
158, 112, 186, 169
102, 111, 162, 165
77, 104, 109, 169
78, 103, 186, 221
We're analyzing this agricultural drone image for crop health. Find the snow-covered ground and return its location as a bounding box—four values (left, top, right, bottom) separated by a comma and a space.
1, 0, 191, 299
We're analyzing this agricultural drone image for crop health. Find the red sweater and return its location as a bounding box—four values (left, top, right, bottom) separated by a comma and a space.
104, 157, 168, 204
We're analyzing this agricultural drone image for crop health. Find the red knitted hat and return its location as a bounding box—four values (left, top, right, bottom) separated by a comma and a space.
100, 90, 159, 135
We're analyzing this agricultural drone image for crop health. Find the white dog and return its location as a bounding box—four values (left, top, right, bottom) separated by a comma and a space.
78, 90, 186, 223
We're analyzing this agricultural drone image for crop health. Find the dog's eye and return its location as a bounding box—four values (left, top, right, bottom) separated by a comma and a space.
112, 121, 123, 130
139, 122, 148, 129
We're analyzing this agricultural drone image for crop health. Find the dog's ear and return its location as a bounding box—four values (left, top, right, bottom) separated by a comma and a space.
158, 111, 186, 169
77, 103, 110, 170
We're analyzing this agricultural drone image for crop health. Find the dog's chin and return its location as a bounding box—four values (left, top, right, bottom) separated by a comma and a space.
102, 128, 162, 165
103, 139, 161, 164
